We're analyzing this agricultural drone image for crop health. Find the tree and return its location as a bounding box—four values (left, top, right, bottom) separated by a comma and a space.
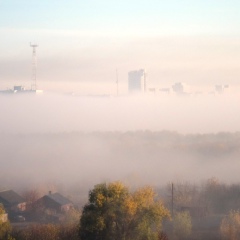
166, 181, 199, 208
0, 204, 13, 240
173, 211, 192, 240
220, 210, 240, 240
79, 181, 170, 240
22, 189, 40, 212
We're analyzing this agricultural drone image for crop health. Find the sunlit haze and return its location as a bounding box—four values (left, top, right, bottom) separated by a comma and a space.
0, 0, 240, 206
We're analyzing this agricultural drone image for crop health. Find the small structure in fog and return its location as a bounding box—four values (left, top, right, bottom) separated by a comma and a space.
215, 84, 229, 94
159, 87, 171, 94
0, 85, 43, 94
14, 85, 25, 92
172, 82, 190, 95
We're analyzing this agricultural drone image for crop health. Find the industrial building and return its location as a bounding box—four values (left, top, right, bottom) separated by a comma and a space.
128, 69, 147, 94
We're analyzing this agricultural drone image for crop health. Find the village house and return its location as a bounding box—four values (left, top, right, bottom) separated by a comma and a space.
0, 190, 26, 213
36, 191, 73, 214
34, 191, 74, 222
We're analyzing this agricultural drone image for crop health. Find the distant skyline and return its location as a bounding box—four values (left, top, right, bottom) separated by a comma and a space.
0, 0, 240, 94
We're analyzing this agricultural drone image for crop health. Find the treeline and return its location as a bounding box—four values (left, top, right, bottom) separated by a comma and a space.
163, 178, 240, 215
1, 130, 240, 157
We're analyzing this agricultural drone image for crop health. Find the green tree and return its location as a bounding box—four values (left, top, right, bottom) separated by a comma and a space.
220, 210, 240, 240
173, 211, 192, 240
79, 181, 170, 240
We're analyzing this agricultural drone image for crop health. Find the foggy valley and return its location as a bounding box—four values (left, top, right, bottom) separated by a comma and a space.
0, 93, 239, 198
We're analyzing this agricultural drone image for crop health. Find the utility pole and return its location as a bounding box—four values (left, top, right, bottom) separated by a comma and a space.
171, 182, 174, 217
30, 43, 38, 90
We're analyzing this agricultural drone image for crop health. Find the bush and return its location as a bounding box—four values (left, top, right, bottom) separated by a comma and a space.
12, 223, 79, 240
173, 211, 192, 240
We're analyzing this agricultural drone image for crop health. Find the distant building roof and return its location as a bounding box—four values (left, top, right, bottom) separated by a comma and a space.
0, 190, 25, 206
42, 192, 72, 207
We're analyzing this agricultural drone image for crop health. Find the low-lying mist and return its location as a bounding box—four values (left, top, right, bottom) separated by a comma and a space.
0, 93, 239, 200
0, 92, 239, 134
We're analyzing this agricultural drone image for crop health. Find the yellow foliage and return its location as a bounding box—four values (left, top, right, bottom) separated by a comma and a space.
132, 186, 155, 208
95, 193, 106, 207
0, 204, 5, 215
123, 196, 138, 216
108, 181, 128, 199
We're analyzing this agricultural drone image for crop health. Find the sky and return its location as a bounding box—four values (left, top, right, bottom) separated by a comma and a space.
0, 0, 240, 94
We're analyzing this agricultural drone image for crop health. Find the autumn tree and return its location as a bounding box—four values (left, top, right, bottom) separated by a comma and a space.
220, 210, 240, 240
0, 204, 13, 240
79, 181, 170, 240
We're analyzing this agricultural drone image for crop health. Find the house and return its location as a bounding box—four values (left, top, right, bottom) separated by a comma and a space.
0, 190, 26, 213
36, 191, 73, 214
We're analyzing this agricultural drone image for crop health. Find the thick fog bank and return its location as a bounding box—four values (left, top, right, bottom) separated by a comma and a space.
0, 131, 239, 194
0, 93, 239, 195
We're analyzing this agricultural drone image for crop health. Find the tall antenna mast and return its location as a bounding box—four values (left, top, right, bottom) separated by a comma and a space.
29, 42, 38, 90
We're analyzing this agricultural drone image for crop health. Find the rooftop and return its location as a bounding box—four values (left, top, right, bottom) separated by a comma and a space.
0, 190, 25, 205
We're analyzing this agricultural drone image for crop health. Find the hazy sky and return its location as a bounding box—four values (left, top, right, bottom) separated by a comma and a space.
0, 0, 240, 94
